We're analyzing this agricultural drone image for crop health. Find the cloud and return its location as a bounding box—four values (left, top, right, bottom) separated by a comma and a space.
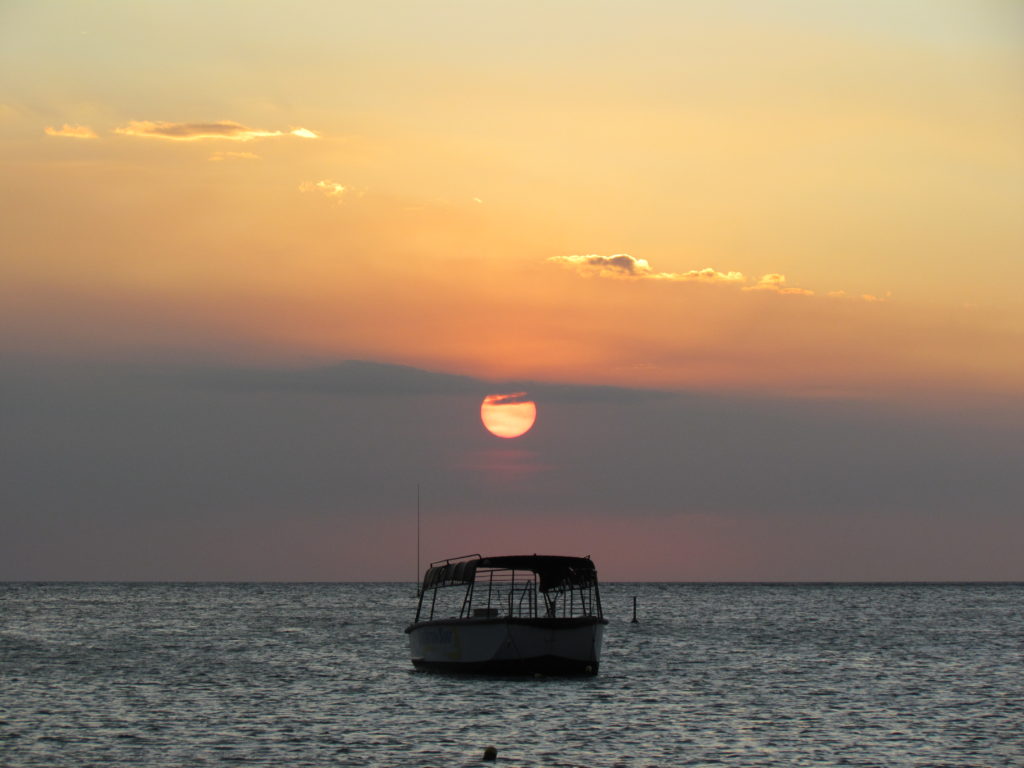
828, 289, 890, 303
549, 254, 828, 296
549, 253, 654, 277
549, 254, 745, 283
114, 120, 319, 142
668, 267, 747, 284
299, 179, 348, 200
193, 360, 668, 404
44, 124, 98, 139
742, 273, 814, 296
483, 391, 532, 406
209, 151, 260, 162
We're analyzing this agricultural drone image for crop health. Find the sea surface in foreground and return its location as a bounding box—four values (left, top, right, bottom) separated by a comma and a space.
1, 583, 1021, 767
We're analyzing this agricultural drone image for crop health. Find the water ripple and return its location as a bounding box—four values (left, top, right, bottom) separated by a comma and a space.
1, 582, 1021, 767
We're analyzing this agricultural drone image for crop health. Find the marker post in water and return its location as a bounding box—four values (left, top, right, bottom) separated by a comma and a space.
631, 595, 639, 624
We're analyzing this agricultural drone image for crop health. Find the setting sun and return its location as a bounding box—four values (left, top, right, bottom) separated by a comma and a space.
480, 393, 537, 439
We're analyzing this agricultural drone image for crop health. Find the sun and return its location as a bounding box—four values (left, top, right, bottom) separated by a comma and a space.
480, 393, 537, 439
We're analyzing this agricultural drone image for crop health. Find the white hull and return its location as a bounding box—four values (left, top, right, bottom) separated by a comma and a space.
407, 617, 606, 675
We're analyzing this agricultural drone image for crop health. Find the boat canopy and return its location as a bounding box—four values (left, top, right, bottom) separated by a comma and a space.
423, 555, 597, 593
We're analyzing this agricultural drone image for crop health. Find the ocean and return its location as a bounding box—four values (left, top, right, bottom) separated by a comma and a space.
1, 583, 1021, 767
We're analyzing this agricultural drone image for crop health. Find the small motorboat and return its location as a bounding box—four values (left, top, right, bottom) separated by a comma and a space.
405, 554, 608, 676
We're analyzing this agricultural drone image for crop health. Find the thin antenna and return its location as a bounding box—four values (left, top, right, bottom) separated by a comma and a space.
416, 483, 421, 595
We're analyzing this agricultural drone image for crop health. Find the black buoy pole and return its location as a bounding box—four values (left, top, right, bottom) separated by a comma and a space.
631, 595, 639, 623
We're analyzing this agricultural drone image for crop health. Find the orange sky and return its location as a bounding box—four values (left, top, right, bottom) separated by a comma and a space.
3, 0, 1022, 401
1, 1, 1022, 580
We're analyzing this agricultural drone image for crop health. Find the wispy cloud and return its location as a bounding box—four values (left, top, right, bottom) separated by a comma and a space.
551, 253, 894, 303
548, 253, 745, 283
668, 267, 747, 283
114, 120, 319, 142
742, 273, 814, 296
209, 151, 260, 162
827, 290, 890, 303
548, 253, 839, 297
44, 124, 98, 139
299, 179, 348, 201
483, 392, 533, 406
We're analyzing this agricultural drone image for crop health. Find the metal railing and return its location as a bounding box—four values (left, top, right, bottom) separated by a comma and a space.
416, 565, 602, 622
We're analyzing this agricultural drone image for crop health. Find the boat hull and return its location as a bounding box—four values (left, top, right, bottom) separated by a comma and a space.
406, 616, 606, 676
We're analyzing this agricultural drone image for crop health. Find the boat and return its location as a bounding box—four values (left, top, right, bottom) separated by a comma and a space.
405, 553, 608, 676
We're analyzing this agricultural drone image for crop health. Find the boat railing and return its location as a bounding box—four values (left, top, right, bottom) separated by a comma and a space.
414, 564, 602, 622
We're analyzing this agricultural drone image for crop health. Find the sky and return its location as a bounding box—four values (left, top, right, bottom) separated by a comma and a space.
1, 0, 1022, 581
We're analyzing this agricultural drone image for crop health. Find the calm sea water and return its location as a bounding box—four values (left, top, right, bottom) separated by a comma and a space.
1, 583, 1021, 767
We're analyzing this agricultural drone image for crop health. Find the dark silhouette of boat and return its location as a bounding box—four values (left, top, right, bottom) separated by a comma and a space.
405, 554, 608, 675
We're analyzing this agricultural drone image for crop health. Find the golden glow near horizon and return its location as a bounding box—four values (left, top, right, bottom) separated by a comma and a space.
481, 394, 538, 439
1, 1, 1021, 400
